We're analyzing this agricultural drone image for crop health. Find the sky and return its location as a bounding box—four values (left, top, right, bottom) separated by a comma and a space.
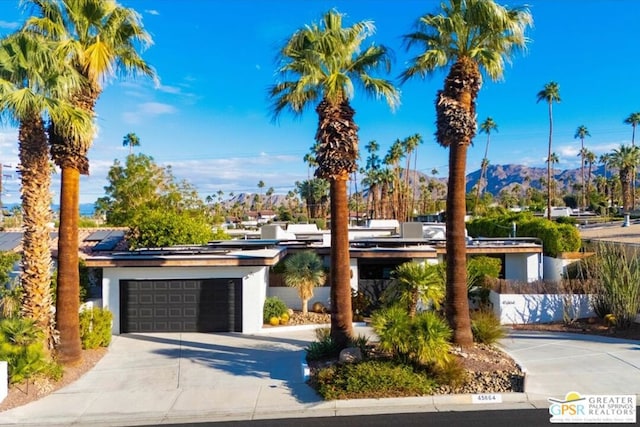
0, 0, 639, 205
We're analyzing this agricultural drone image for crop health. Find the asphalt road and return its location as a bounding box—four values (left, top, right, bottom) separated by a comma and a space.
162, 407, 637, 427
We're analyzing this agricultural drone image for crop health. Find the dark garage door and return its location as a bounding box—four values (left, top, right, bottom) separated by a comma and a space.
120, 279, 243, 333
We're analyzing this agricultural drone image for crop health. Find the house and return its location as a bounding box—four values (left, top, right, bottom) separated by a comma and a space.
78, 222, 543, 336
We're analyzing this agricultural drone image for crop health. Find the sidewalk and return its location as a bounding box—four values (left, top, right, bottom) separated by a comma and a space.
0, 326, 638, 426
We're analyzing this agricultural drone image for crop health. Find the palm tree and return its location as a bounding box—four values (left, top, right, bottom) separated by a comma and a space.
474, 117, 498, 215
386, 261, 444, 318
574, 125, 590, 211
401, 0, 532, 347
401, 134, 422, 220
122, 132, 140, 155
624, 112, 640, 210
546, 152, 560, 205
537, 82, 561, 220
25, 0, 155, 364
624, 113, 640, 146
384, 139, 405, 220
599, 153, 612, 204
270, 10, 399, 348
283, 251, 326, 315
0, 31, 91, 351
585, 149, 596, 205
610, 145, 640, 214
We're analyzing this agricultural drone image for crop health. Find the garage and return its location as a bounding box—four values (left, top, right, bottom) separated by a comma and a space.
120, 278, 243, 333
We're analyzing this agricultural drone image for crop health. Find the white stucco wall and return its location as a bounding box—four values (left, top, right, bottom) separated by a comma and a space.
102, 265, 268, 335
504, 253, 542, 282
489, 290, 594, 324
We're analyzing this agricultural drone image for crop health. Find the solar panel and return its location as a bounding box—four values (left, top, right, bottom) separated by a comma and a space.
92, 230, 125, 251
0, 232, 22, 251
85, 230, 111, 241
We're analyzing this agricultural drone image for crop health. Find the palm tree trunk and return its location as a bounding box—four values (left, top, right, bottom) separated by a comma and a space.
19, 116, 54, 353
445, 141, 473, 347
547, 103, 553, 220
55, 166, 82, 365
330, 174, 353, 348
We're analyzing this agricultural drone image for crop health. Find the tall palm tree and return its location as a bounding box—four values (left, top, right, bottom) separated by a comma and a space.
283, 251, 326, 315
610, 145, 640, 214
624, 112, 640, 210
585, 149, 596, 204
0, 31, 90, 351
624, 112, 640, 146
25, 0, 155, 364
537, 81, 561, 220
599, 153, 612, 204
402, 133, 422, 220
474, 117, 498, 215
363, 140, 381, 218
270, 10, 399, 348
574, 125, 590, 211
384, 139, 405, 220
401, 0, 532, 347
546, 152, 559, 205
122, 132, 140, 155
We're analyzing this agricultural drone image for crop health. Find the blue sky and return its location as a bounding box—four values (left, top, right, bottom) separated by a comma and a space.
1, 0, 639, 205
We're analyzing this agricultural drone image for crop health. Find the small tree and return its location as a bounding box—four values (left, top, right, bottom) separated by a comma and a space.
283, 251, 326, 315
384, 262, 444, 317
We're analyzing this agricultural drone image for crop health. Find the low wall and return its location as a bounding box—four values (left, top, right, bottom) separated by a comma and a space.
268, 287, 331, 312
489, 290, 595, 324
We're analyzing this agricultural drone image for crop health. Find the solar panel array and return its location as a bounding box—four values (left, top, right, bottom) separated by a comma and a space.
0, 232, 22, 251
91, 230, 125, 251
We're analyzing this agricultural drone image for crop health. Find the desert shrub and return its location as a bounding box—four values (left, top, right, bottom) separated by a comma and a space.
432, 358, 468, 388
351, 290, 372, 319
0, 318, 49, 383
585, 242, 640, 328
306, 332, 339, 362
409, 311, 452, 368
371, 305, 412, 362
371, 306, 451, 367
467, 256, 502, 307
471, 310, 505, 344
310, 360, 435, 400
263, 296, 288, 323
79, 308, 113, 349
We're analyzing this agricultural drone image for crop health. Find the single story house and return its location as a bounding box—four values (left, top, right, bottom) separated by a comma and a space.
80, 223, 543, 336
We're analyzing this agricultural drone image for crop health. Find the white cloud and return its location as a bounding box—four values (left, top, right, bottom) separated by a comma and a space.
145, 9, 160, 16
157, 84, 182, 94
122, 102, 177, 124
0, 21, 19, 30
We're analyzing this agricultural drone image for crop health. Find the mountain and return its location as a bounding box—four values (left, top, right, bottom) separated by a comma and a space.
465, 163, 604, 195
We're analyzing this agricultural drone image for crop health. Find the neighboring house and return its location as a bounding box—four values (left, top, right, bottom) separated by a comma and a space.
80, 222, 543, 336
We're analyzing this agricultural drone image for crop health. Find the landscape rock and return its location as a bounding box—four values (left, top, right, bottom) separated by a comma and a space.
339, 347, 363, 364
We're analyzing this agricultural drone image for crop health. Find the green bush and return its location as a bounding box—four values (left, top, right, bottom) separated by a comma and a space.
467, 213, 581, 257
310, 360, 435, 400
471, 310, 506, 344
0, 318, 49, 384
371, 306, 451, 367
263, 296, 288, 323
79, 308, 113, 349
